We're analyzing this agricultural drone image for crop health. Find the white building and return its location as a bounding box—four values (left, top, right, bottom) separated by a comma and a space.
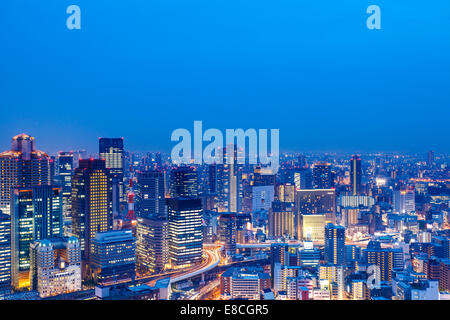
32, 237, 81, 298
393, 189, 415, 214
252, 185, 274, 212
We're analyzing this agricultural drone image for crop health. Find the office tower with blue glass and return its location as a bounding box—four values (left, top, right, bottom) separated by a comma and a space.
11, 185, 63, 290
99, 138, 125, 217
167, 198, 203, 268
90, 230, 136, 285
325, 223, 345, 266
136, 170, 166, 218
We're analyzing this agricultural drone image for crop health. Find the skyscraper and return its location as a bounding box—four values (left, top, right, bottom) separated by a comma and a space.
167, 198, 203, 268
11, 186, 63, 289
350, 155, 362, 196
268, 201, 295, 239
312, 162, 333, 189
393, 187, 415, 214
427, 150, 435, 168
0, 213, 11, 296
71, 159, 113, 261
136, 216, 169, 274
363, 241, 394, 282
216, 145, 243, 213
136, 170, 166, 218
90, 230, 136, 285
324, 223, 345, 266
218, 213, 237, 260
99, 138, 124, 216
56, 151, 74, 218
0, 134, 51, 215
293, 168, 313, 190
170, 166, 198, 198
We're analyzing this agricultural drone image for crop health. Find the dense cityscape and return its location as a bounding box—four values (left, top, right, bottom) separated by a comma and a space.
0, 133, 448, 301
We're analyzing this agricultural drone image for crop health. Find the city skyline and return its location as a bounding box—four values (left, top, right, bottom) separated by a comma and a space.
0, 0, 449, 305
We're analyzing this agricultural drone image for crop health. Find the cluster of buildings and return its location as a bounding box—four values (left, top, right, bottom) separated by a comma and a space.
0, 134, 449, 300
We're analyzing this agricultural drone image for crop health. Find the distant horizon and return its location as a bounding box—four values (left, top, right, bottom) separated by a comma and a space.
0, 131, 446, 158
1, 1, 449, 156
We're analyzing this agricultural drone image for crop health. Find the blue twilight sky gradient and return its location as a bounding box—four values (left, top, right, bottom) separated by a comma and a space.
0, 0, 449, 155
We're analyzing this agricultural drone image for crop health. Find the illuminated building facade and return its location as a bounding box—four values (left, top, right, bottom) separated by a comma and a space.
319, 264, 345, 300
220, 267, 270, 299
363, 241, 394, 282
170, 166, 198, 198
99, 138, 125, 215
0, 134, 51, 215
136, 170, 166, 218
268, 201, 295, 238
56, 151, 73, 218
0, 213, 11, 295
216, 145, 243, 213
252, 185, 275, 212
136, 216, 169, 274
90, 230, 136, 285
167, 198, 203, 268
71, 159, 113, 261
218, 213, 237, 259
393, 188, 415, 214
324, 223, 345, 266
301, 214, 326, 241
312, 162, 333, 189
30, 237, 81, 298
11, 186, 63, 289
350, 155, 362, 195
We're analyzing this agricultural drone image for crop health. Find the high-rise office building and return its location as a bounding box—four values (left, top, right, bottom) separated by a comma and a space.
71, 159, 113, 261
427, 150, 435, 168
99, 138, 125, 216
295, 189, 336, 215
277, 184, 295, 202
393, 188, 415, 214
363, 241, 394, 282
167, 198, 203, 268
216, 145, 243, 213
56, 151, 74, 218
30, 237, 81, 298
350, 155, 362, 196
11, 186, 63, 289
31, 186, 63, 240
0, 134, 51, 215
136, 170, 166, 218
136, 216, 169, 274
293, 168, 313, 190
90, 230, 136, 285
218, 213, 237, 259
0, 213, 11, 296
170, 166, 198, 198
312, 162, 333, 189
268, 201, 295, 239
270, 243, 289, 286
324, 223, 345, 266
295, 189, 336, 228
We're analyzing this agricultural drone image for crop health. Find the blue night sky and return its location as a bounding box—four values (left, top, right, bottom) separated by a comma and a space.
0, 0, 449, 155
